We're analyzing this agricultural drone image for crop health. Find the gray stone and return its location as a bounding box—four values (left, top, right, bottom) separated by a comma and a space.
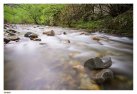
24, 32, 38, 39
84, 57, 112, 70
43, 30, 55, 36
4, 38, 10, 44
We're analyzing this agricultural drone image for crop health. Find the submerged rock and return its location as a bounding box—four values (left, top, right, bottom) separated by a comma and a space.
43, 30, 55, 36
103, 75, 133, 90
73, 64, 85, 73
72, 64, 100, 90
79, 74, 100, 90
39, 43, 47, 45
62, 40, 70, 44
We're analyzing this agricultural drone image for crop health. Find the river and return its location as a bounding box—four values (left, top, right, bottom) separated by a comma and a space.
4, 24, 133, 90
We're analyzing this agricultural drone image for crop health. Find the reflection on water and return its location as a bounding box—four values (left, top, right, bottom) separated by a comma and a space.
4, 24, 133, 90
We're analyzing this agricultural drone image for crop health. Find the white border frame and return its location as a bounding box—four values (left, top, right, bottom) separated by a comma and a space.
0, 0, 136, 94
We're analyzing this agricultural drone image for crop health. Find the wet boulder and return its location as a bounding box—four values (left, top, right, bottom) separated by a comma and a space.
5, 29, 19, 36
4, 24, 10, 29
8, 29, 18, 33
4, 35, 20, 43
24, 32, 33, 37
6, 31, 15, 36
43, 30, 55, 36
84, 57, 112, 70
89, 69, 114, 83
84, 57, 113, 83
4, 29, 20, 43
73, 63, 113, 84
4, 32, 10, 36
79, 74, 100, 90
92, 36, 100, 41
24, 32, 38, 39
72, 64, 100, 90
4, 38, 10, 44
8, 36, 20, 41
29, 33, 38, 39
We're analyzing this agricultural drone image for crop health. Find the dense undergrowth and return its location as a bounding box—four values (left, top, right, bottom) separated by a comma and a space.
4, 4, 133, 37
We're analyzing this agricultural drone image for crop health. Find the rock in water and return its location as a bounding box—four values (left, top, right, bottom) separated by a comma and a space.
84, 57, 104, 70
24, 32, 38, 39
8, 29, 17, 33
43, 30, 55, 36
5, 35, 20, 41
62, 40, 70, 44
89, 69, 113, 83
63, 32, 66, 35
80, 32, 88, 35
4, 24, 9, 29
72, 64, 100, 90
4, 38, 10, 44
24, 32, 32, 37
29, 34, 38, 39
84, 57, 112, 70
32, 38, 41, 41
73, 64, 85, 73
39, 43, 47, 45
103, 57, 112, 68
92, 36, 100, 41
84, 57, 113, 83
79, 74, 100, 90
5, 29, 19, 36
9, 36, 20, 41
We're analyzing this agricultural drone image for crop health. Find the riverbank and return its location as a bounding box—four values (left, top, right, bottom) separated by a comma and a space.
58, 10, 133, 38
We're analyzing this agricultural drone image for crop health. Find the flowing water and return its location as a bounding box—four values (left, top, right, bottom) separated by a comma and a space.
4, 24, 133, 90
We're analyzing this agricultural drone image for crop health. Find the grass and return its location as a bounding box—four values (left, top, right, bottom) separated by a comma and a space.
72, 20, 103, 30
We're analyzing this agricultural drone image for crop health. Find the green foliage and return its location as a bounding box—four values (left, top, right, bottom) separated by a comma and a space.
4, 5, 33, 24
72, 20, 103, 29
4, 4, 64, 24
103, 10, 133, 37
4, 4, 133, 37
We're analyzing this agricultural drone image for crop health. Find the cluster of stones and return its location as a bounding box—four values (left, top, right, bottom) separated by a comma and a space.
84, 57, 113, 83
